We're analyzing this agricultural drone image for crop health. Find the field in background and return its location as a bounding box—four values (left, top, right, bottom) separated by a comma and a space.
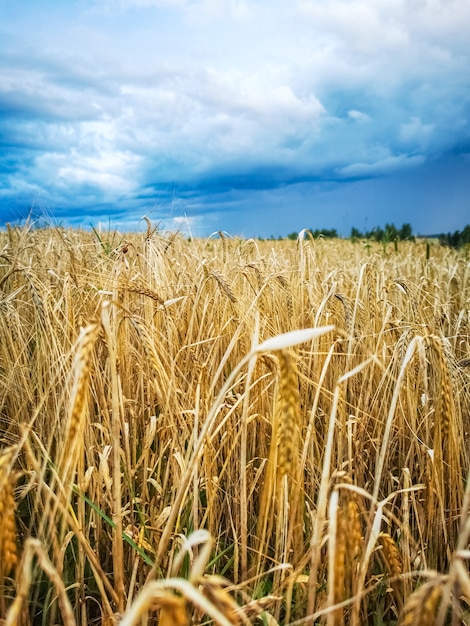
0, 224, 469, 625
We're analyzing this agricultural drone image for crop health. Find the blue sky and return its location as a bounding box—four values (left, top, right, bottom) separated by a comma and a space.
1, 0, 469, 237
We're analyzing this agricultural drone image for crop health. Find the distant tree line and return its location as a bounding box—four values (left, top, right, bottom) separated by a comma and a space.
262, 222, 470, 248
438, 224, 470, 249
285, 228, 339, 240
273, 222, 470, 249
280, 223, 414, 242
350, 222, 414, 242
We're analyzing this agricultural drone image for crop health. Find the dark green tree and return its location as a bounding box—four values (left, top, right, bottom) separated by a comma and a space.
384, 223, 398, 242
438, 225, 470, 248
399, 223, 413, 240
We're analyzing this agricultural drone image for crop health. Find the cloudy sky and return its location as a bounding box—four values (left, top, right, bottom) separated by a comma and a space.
1, 0, 469, 237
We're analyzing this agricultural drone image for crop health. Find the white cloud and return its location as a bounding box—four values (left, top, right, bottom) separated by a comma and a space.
348, 110, 370, 123
58, 150, 142, 192
1, 0, 469, 230
399, 117, 435, 148
338, 154, 426, 178
298, 1, 410, 55
164, 213, 212, 236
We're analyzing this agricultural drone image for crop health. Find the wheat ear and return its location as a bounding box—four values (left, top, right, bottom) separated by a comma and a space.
335, 514, 347, 624
379, 532, 404, 611
346, 500, 362, 563
399, 578, 443, 626
275, 350, 301, 478
0, 452, 17, 581
429, 335, 452, 445
379, 532, 402, 579
61, 322, 101, 482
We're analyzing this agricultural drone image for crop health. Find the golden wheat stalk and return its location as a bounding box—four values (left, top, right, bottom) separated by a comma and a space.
210, 271, 237, 303
335, 515, 347, 624
119, 578, 234, 626
399, 578, 443, 626
379, 532, 404, 611
218, 230, 228, 264
426, 333, 462, 561
346, 499, 362, 564
123, 276, 165, 305
61, 322, 101, 480
0, 452, 17, 581
275, 347, 307, 613
379, 532, 402, 579
130, 317, 162, 376
32, 321, 102, 570
275, 350, 301, 479
5, 538, 76, 626
429, 335, 453, 445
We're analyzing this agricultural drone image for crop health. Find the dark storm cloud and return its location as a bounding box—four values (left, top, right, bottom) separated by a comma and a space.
0, 0, 469, 235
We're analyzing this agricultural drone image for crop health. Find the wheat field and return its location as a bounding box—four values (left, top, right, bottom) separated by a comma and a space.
0, 222, 469, 625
